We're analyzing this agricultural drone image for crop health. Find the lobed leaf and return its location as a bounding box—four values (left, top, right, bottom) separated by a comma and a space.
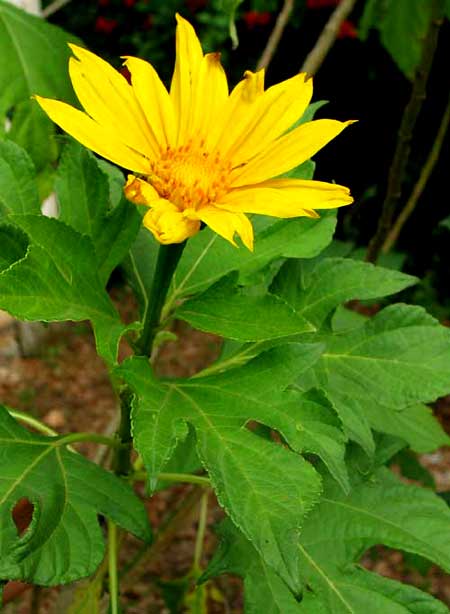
0, 215, 129, 365
117, 344, 326, 591
0, 407, 151, 586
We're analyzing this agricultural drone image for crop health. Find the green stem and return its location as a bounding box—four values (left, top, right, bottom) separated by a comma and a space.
113, 387, 134, 476
193, 492, 209, 573
107, 519, 119, 614
131, 471, 211, 487
7, 408, 58, 436
136, 242, 186, 358
55, 432, 123, 449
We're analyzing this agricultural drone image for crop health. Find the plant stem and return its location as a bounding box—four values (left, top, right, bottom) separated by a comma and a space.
131, 471, 211, 487
193, 492, 209, 573
256, 0, 294, 71
382, 91, 450, 253
300, 0, 358, 76
136, 242, 186, 358
107, 519, 119, 614
55, 432, 123, 449
113, 387, 134, 477
7, 408, 58, 436
365, 2, 444, 263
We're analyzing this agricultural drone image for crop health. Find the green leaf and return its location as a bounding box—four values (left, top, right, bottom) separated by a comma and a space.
272, 257, 417, 328
359, 0, 434, 79
203, 519, 307, 614
368, 402, 450, 453
56, 141, 111, 239
296, 469, 450, 613
55, 142, 141, 284
0, 0, 77, 113
298, 304, 450, 454
176, 273, 315, 341
0, 140, 40, 217
0, 406, 151, 586
117, 344, 324, 591
168, 214, 337, 306
121, 228, 159, 319
0, 215, 129, 365
6, 100, 58, 175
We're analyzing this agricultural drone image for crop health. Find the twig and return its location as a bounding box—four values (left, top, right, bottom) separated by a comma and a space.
382, 91, 450, 254
41, 0, 71, 18
300, 0, 358, 76
193, 492, 209, 572
365, 2, 444, 263
256, 0, 295, 71
107, 520, 120, 614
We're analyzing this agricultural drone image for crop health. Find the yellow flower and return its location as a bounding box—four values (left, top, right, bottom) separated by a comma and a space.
35, 14, 354, 251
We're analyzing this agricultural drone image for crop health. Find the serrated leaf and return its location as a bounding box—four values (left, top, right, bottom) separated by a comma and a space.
117, 344, 325, 591
0, 215, 129, 365
368, 402, 450, 453
203, 519, 308, 614
272, 257, 417, 328
298, 304, 450, 454
0, 0, 77, 113
0, 407, 151, 586
55, 142, 141, 284
176, 273, 315, 341
296, 469, 450, 613
168, 214, 337, 305
0, 140, 40, 217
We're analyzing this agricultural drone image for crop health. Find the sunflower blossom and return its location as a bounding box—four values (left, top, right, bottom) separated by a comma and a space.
35, 14, 354, 251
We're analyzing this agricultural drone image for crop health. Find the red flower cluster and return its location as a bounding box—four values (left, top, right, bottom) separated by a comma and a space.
243, 10, 271, 29
338, 19, 358, 39
95, 15, 118, 34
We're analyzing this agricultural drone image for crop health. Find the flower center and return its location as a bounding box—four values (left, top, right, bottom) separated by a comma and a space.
149, 142, 232, 211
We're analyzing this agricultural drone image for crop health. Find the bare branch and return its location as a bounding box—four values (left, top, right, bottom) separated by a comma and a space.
256, 0, 295, 72
300, 0, 358, 76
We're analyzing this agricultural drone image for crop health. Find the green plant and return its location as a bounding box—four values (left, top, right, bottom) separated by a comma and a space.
1, 2, 450, 612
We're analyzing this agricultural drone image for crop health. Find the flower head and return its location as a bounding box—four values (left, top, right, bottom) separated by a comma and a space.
35, 14, 354, 250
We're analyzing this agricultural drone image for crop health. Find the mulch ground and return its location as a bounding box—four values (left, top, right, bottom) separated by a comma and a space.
1, 292, 449, 612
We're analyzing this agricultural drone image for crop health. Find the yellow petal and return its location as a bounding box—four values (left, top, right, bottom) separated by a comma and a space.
34, 96, 150, 173
68, 45, 158, 157
259, 178, 354, 208
189, 52, 228, 145
217, 187, 320, 218
219, 73, 313, 166
209, 69, 265, 152
123, 56, 176, 148
198, 206, 254, 251
170, 14, 204, 145
230, 119, 355, 186
143, 200, 200, 244
124, 175, 160, 206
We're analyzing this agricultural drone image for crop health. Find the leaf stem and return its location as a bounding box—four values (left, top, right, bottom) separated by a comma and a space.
193, 492, 209, 573
131, 471, 211, 487
136, 242, 186, 358
55, 432, 124, 449
107, 519, 120, 614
